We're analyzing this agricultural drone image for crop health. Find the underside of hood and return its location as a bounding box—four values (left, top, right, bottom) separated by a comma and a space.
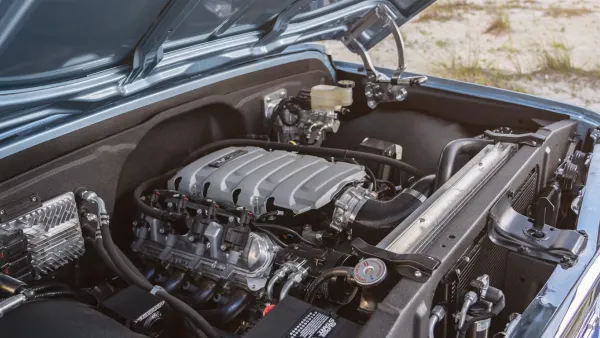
0, 0, 433, 90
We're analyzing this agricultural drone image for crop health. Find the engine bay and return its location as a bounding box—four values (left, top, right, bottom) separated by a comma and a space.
0, 56, 595, 338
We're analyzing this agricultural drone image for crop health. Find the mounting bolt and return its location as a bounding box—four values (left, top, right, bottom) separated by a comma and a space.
280, 90, 286, 96
132, 221, 138, 226
188, 235, 195, 242
167, 202, 173, 208
266, 97, 271, 102
518, 246, 530, 254
220, 244, 227, 251
31, 196, 37, 202
86, 213, 98, 222
0, 210, 5, 216
228, 216, 235, 223
414, 270, 422, 278
159, 228, 165, 234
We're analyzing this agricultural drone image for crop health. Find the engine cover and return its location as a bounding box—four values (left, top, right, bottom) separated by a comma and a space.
168, 146, 365, 216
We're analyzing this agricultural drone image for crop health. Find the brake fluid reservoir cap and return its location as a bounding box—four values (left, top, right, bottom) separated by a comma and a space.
353, 258, 387, 287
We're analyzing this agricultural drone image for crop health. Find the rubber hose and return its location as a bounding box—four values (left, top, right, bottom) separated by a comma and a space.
305, 267, 354, 304
200, 290, 251, 323
180, 139, 423, 178
133, 172, 184, 222
434, 138, 493, 191
409, 174, 436, 197
27, 282, 71, 294
255, 223, 316, 247
100, 224, 217, 338
256, 228, 288, 248
31, 290, 77, 300
85, 237, 120, 276
351, 191, 423, 242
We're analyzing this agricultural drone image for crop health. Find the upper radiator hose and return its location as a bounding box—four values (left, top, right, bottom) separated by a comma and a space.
434, 138, 493, 191
352, 184, 428, 242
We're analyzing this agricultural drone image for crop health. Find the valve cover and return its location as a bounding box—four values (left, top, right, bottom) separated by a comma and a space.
168, 146, 365, 216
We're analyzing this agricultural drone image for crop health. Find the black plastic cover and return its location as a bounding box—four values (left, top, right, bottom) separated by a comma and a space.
245, 296, 360, 338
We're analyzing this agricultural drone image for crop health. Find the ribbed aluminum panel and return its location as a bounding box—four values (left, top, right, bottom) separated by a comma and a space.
0, 192, 84, 277
169, 147, 366, 215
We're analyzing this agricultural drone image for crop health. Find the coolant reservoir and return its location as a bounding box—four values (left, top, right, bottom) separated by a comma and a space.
310, 80, 354, 111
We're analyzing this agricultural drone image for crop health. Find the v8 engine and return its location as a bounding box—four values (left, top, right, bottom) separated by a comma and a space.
132, 147, 367, 297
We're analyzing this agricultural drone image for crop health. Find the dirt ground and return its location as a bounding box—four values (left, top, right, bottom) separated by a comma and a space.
320, 0, 600, 111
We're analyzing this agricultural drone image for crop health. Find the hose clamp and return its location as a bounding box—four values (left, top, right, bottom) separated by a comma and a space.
401, 188, 426, 203
150, 285, 165, 296
330, 186, 370, 231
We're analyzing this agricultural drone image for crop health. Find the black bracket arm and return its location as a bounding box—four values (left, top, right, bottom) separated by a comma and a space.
351, 238, 440, 282
488, 190, 587, 268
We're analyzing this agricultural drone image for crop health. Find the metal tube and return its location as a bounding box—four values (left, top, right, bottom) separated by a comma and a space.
0, 294, 26, 318
279, 278, 296, 301
428, 305, 446, 338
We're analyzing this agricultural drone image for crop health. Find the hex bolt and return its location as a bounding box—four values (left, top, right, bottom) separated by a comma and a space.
159, 228, 165, 234
220, 244, 227, 251
31, 196, 37, 202
414, 270, 422, 278
0, 210, 5, 216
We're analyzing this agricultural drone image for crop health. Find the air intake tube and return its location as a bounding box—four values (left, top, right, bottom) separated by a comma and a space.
351, 187, 427, 243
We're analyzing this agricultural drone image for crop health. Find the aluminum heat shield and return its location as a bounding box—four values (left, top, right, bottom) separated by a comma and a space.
169, 146, 366, 216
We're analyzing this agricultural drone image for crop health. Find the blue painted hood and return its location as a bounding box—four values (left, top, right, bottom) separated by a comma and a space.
0, 0, 433, 89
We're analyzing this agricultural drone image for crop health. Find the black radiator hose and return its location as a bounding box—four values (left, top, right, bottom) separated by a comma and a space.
351, 189, 426, 242
434, 138, 493, 191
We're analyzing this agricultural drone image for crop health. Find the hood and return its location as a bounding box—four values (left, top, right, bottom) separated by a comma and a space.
0, 0, 433, 90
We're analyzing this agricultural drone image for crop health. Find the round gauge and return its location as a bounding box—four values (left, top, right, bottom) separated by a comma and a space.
353, 258, 387, 287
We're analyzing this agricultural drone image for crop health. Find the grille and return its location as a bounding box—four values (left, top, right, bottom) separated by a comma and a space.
511, 169, 538, 215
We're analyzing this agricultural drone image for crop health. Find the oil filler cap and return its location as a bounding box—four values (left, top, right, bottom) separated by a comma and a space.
353, 258, 387, 287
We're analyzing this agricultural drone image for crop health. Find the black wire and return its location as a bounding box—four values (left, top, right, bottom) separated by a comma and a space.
255, 223, 316, 247
256, 228, 288, 248
376, 179, 396, 195
350, 158, 377, 191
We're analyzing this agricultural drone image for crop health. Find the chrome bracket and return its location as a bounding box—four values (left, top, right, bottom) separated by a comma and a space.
263, 88, 288, 119
342, 5, 427, 108
488, 190, 588, 268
